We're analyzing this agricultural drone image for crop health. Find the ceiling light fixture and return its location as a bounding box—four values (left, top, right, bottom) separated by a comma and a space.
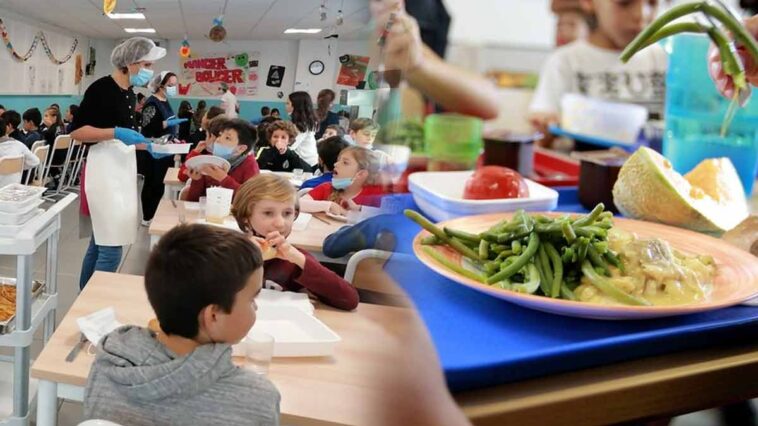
124, 28, 156, 33
107, 13, 146, 20
284, 28, 322, 34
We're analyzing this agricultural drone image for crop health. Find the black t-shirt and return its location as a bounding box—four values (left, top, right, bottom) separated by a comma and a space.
141, 96, 175, 139
71, 76, 138, 135
315, 111, 340, 139
256, 147, 309, 172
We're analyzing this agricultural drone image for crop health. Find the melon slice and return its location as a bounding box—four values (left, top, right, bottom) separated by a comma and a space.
612, 147, 748, 234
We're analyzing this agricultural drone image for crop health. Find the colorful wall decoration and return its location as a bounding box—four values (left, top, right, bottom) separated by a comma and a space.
179, 52, 260, 97
336, 54, 370, 87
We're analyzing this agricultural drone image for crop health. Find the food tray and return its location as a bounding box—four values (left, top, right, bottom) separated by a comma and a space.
409, 171, 558, 221
0, 184, 46, 213
0, 209, 44, 236
0, 278, 46, 334
0, 199, 44, 225
248, 306, 341, 357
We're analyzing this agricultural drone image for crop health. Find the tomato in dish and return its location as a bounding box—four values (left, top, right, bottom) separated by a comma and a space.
463, 166, 529, 200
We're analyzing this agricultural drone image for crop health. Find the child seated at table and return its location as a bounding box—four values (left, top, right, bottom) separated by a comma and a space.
232, 174, 359, 311
84, 224, 280, 425
256, 120, 310, 172
300, 146, 388, 215
318, 124, 344, 142
300, 136, 349, 190
346, 118, 379, 149
21, 108, 43, 148
182, 118, 260, 201
0, 116, 41, 188
178, 112, 227, 182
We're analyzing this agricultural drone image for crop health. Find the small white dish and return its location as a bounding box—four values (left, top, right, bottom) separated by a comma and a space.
185, 155, 231, 172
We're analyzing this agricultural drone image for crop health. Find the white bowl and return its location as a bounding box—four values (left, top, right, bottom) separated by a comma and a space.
408, 170, 558, 221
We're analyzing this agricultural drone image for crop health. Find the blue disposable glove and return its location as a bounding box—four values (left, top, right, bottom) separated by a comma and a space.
165, 116, 189, 128
146, 143, 173, 159
114, 127, 147, 146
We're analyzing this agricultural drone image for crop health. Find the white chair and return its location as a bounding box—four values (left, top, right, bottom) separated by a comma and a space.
344, 249, 409, 306
30, 139, 46, 153
42, 135, 73, 199
64, 139, 87, 189
0, 155, 25, 186
24, 144, 50, 186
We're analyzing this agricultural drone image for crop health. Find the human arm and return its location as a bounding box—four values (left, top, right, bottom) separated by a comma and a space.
708, 15, 758, 98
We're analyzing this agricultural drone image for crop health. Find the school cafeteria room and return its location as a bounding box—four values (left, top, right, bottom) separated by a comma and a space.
0, 0, 757, 425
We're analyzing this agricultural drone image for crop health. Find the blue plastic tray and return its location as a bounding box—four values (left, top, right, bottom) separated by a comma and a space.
549, 124, 639, 151
380, 191, 758, 392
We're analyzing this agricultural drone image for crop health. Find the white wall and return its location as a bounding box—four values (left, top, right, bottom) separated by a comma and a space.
81, 39, 117, 89
0, 7, 88, 95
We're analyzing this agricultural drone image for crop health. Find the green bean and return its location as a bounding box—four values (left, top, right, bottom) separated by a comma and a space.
533, 257, 549, 293
544, 242, 564, 298
572, 203, 605, 228
453, 237, 479, 251
479, 232, 499, 242
587, 244, 610, 276
494, 250, 514, 262
705, 25, 746, 136
511, 264, 541, 294
420, 235, 442, 245
537, 244, 553, 295
489, 243, 509, 253
637, 21, 707, 52
576, 237, 590, 263
487, 233, 540, 284
497, 230, 531, 244
561, 246, 576, 264
405, 210, 481, 260
560, 284, 577, 301
575, 226, 607, 239
594, 219, 613, 230
479, 239, 489, 260
534, 222, 563, 234
484, 261, 500, 276
593, 241, 608, 255
445, 227, 481, 243
581, 261, 650, 306
604, 251, 625, 274
423, 247, 486, 283
511, 240, 522, 255
561, 220, 577, 243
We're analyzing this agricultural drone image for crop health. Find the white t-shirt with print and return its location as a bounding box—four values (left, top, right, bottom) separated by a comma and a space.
529, 39, 668, 114
0, 136, 41, 188
290, 130, 317, 167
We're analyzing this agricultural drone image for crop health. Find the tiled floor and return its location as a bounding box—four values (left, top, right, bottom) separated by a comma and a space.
0, 200, 753, 425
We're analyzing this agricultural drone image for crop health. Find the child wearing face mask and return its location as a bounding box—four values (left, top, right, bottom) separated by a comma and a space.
256, 120, 310, 172
178, 112, 226, 183
182, 118, 260, 202
231, 174, 358, 311
299, 146, 387, 216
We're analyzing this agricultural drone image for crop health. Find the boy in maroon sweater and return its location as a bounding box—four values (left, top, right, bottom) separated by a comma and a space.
183, 118, 260, 202
232, 173, 358, 310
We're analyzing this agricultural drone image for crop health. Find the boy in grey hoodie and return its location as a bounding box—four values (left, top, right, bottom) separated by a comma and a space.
84, 224, 280, 425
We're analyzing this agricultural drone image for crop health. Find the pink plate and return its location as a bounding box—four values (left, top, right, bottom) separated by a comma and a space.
413, 213, 758, 320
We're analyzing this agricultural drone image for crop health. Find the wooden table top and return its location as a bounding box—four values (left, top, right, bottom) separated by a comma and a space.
31, 272, 419, 426
163, 167, 182, 187
148, 199, 345, 253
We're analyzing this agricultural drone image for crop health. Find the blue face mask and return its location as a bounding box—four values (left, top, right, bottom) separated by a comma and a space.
129, 67, 154, 87
212, 143, 236, 160
332, 177, 353, 190
165, 86, 177, 97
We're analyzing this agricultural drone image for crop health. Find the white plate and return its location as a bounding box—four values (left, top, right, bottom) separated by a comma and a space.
0, 209, 44, 236
195, 217, 241, 232
247, 306, 341, 357
184, 155, 231, 172
325, 212, 348, 222
150, 143, 191, 155
409, 171, 558, 222
0, 199, 44, 225
0, 184, 46, 213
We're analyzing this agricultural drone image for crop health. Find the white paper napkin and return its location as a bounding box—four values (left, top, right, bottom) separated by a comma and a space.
76, 307, 123, 345
292, 212, 312, 231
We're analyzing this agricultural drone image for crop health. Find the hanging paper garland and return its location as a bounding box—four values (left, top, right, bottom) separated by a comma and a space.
103, 0, 117, 15
0, 17, 78, 64
179, 38, 191, 58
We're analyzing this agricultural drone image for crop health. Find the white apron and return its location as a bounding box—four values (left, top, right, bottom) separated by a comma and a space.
85, 140, 139, 246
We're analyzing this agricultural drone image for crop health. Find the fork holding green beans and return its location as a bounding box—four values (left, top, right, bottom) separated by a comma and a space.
406, 203, 650, 306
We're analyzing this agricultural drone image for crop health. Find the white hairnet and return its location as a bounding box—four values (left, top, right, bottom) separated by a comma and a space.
111, 37, 162, 68
148, 71, 172, 93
